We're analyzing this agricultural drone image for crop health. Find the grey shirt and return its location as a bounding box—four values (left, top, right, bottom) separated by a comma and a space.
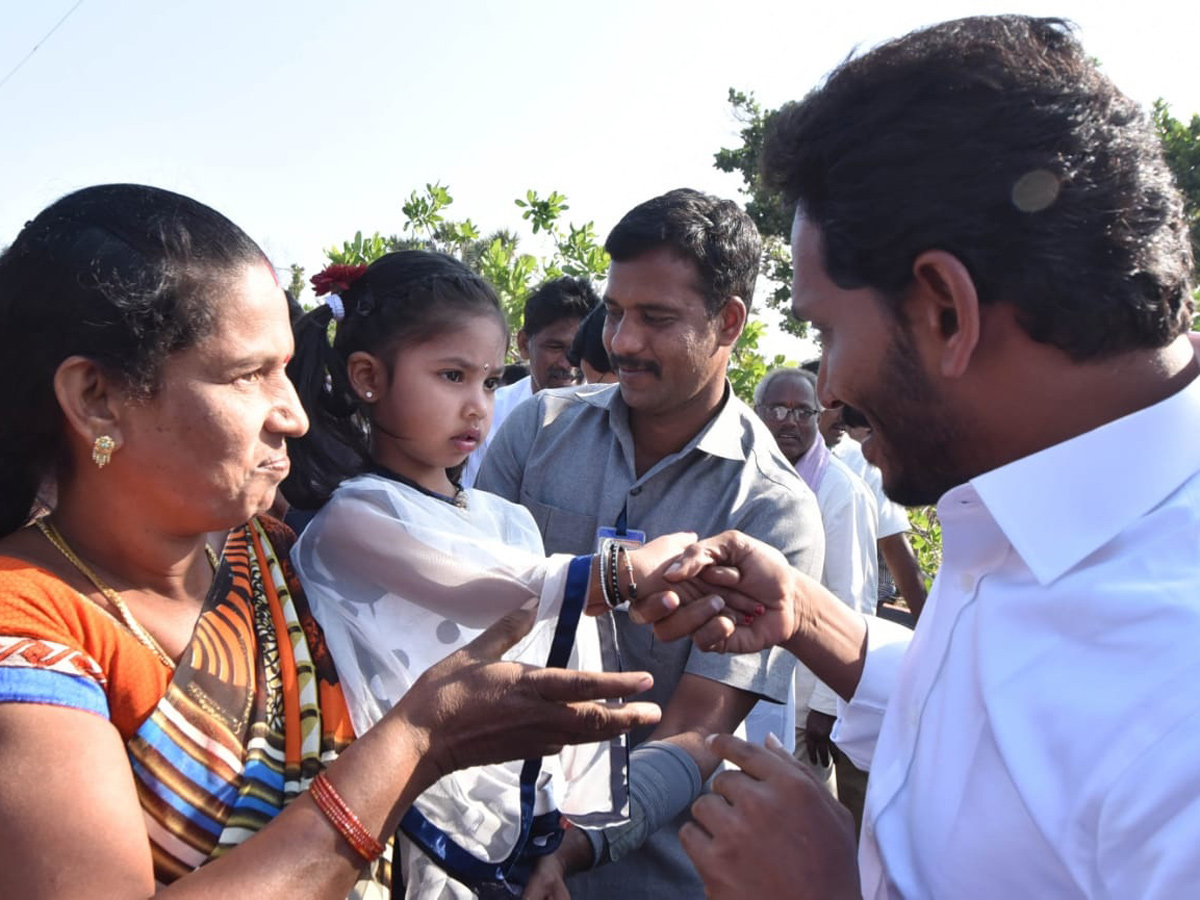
477, 382, 824, 899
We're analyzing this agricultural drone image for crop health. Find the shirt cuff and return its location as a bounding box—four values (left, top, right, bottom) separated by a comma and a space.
832, 614, 913, 771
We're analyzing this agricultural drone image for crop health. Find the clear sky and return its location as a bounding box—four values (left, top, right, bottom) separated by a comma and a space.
2, 0, 1197, 336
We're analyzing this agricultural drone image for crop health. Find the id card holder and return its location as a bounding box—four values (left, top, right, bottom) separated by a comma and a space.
595, 526, 647, 554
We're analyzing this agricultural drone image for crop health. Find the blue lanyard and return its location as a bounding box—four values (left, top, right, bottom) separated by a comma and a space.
399, 554, 592, 893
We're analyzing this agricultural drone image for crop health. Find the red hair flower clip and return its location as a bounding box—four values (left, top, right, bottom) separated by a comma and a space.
310, 263, 368, 297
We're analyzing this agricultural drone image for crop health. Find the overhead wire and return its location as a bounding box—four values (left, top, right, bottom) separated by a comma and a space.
0, 0, 89, 95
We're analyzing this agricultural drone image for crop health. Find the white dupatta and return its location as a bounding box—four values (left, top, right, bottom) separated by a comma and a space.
292, 473, 626, 898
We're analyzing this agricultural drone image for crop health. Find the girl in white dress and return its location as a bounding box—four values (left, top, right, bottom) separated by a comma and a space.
285, 251, 686, 898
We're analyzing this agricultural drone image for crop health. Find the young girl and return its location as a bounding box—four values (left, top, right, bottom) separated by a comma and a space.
285, 251, 695, 899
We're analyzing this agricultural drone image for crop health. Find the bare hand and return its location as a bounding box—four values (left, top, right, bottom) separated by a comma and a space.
586, 531, 706, 616
680, 734, 860, 900
521, 848, 571, 900
406, 606, 661, 779
804, 710, 837, 768
628, 531, 698, 593
636, 530, 811, 653
625, 531, 768, 639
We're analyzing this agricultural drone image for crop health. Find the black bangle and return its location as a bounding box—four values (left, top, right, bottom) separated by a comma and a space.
617, 543, 638, 602
606, 540, 624, 609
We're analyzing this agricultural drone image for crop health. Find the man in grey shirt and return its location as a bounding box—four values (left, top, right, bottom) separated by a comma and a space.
478, 188, 823, 899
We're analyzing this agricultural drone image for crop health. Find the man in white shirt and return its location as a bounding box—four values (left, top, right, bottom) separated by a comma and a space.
632, 15, 1200, 900
753, 366, 877, 800
460, 275, 598, 487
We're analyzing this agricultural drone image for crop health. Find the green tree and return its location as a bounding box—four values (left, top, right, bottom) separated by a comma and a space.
1152, 100, 1200, 289
714, 89, 802, 337
285, 264, 306, 306
322, 183, 783, 401
322, 184, 607, 338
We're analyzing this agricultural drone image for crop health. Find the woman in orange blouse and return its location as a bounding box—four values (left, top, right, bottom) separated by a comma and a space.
0, 184, 659, 900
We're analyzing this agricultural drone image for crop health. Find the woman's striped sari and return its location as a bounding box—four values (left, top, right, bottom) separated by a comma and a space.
0, 516, 390, 897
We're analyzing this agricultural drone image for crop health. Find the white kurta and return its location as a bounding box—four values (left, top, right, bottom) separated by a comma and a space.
292, 473, 625, 899
833, 437, 911, 538
798, 454, 880, 718
834, 372, 1200, 899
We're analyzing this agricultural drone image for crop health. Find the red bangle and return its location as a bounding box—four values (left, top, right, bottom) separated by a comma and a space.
309, 772, 385, 863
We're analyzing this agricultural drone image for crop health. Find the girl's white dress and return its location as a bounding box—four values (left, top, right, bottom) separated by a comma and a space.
291, 472, 626, 899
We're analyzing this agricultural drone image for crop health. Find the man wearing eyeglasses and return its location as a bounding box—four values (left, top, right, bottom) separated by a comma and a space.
754, 367, 878, 813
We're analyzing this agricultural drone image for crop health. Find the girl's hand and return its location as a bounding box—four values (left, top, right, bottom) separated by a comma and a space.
626, 532, 764, 632
627, 532, 750, 610
630, 530, 809, 654
626, 531, 697, 596
586, 532, 699, 616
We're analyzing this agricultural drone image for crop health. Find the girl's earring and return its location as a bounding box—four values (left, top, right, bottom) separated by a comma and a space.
364, 390, 374, 401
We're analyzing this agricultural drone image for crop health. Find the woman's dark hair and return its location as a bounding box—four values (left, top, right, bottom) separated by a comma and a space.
761, 15, 1194, 361
566, 304, 612, 375
284, 250, 505, 510
0, 183, 268, 537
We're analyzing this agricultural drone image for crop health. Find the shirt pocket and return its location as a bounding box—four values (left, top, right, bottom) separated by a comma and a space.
518, 490, 599, 557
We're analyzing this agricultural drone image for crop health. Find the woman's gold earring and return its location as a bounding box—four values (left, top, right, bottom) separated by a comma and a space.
92, 435, 116, 469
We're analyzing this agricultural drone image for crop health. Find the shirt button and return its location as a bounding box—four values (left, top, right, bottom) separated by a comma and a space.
630, 486, 643, 496
958, 572, 975, 592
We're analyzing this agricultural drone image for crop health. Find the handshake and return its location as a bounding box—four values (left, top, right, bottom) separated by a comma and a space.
604, 530, 813, 656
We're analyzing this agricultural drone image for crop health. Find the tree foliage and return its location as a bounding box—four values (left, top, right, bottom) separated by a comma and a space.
318, 184, 781, 400
285, 264, 305, 304
1152, 100, 1200, 289
714, 89, 803, 337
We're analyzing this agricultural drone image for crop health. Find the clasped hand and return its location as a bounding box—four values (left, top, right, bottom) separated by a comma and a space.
625, 530, 810, 654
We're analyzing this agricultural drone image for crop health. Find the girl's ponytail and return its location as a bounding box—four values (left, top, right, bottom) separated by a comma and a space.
282, 302, 371, 510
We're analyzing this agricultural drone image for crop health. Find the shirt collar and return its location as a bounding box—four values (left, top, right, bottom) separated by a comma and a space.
968, 370, 1200, 585
605, 380, 748, 464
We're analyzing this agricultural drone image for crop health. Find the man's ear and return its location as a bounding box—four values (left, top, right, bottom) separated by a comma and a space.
346, 351, 389, 402
905, 251, 981, 379
53, 356, 126, 457
516, 328, 531, 361
715, 296, 748, 348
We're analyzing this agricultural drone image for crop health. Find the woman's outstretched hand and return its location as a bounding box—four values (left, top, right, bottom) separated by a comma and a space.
404, 606, 661, 780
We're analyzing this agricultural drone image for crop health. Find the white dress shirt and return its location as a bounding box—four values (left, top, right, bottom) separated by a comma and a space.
835, 371, 1200, 899
461, 375, 532, 488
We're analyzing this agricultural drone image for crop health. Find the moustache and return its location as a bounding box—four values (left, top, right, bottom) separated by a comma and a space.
546, 367, 577, 382
840, 404, 870, 430
609, 354, 662, 378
